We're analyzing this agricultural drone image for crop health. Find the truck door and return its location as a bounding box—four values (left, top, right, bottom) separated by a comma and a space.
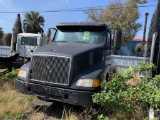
152, 35, 160, 76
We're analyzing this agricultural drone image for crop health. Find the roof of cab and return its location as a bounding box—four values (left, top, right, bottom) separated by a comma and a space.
18, 33, 41, 37
57, 22, 108, 28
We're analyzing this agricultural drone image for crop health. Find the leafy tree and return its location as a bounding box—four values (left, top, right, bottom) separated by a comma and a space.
0, 28, 4, 45
85, 0, 147, 44
2, 33, 12, 46
23, 11, 45, 33
0, 28, 3, 40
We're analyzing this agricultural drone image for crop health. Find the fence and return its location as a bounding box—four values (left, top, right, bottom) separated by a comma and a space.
111, 55, 150, 72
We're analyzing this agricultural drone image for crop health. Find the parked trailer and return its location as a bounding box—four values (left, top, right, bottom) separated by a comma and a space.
0, 46, 11, 57
0, 45, 19, 72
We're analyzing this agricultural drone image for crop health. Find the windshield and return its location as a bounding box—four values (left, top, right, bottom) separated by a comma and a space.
21, 37, 37, 46
54, 27, 106, 45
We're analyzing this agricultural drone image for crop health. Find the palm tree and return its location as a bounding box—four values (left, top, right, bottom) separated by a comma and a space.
23, 11, 45, 33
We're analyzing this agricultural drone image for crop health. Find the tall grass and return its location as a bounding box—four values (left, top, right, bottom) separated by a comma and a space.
0, 91, 35, 119
0, 69, 97, 120
0, 69, 37, 119
61, 106, 96, 120
0, 69, 18, 91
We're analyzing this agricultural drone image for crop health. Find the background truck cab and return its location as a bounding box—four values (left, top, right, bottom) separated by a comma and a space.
16, 33, 46, 58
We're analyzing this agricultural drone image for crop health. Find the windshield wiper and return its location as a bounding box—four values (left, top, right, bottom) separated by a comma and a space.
75, 40, 88, 43
54, 41, 67, 42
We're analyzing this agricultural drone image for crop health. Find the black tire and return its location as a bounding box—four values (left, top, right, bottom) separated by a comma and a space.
106, 73, 109, 82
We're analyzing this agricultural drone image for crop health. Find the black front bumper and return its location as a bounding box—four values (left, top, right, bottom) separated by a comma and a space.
15, 79, 94, 106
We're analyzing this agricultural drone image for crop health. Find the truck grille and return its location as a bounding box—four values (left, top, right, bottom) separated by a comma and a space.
30, 55, 71, 85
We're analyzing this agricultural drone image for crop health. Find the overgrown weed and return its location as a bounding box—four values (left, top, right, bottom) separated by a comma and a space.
0, 90, 37, 119
62, 105, 97, 120
0, 69, 37, 119
93, 63, 160, 120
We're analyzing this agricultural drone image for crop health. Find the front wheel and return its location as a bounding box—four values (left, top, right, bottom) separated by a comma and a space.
106, 74, 110, 82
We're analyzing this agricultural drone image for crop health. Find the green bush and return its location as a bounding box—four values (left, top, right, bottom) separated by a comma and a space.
0, 69, 19, 91
93, 63, 160, 119
0, 69, 18, 81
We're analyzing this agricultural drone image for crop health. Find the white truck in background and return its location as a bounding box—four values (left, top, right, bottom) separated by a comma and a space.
0, 31, 48, 73
0, 32, 48, 61
16, 33, 47, 59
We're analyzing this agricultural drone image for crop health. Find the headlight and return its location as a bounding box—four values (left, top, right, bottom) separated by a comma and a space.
17, 69, 26, 78
76, 79, 100, 87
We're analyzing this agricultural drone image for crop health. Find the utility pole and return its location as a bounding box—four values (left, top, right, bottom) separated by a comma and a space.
143, 12, 149, 42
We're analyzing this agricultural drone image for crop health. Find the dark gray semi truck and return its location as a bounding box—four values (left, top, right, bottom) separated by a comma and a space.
15, 22, 122, 106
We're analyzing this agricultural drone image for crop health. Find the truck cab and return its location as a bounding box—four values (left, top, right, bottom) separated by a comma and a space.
16, 33, 46, 58
15, 22, 121, 106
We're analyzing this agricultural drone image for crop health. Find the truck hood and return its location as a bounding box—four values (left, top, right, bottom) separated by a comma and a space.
34, 42, 103, 57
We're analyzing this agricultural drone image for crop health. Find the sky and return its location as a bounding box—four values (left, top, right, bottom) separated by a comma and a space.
0, 0, 158, 37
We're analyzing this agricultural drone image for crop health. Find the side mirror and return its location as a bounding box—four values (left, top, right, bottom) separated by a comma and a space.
114, 30, 122, 49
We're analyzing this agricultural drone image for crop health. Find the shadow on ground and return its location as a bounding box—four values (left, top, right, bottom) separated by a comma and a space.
29, 100, 97, 120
